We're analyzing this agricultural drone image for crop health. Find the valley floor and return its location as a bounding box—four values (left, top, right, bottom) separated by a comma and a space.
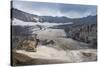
13, 45, 97, 66
12, 28, 97, 66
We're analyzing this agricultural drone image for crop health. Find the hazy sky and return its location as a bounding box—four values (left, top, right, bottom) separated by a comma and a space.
12, 1, 97, 18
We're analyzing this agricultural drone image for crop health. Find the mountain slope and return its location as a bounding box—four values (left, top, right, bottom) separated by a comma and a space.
11, 8, 39, 22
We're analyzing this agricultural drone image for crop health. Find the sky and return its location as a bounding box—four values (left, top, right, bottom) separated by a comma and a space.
12, 1, 97, 18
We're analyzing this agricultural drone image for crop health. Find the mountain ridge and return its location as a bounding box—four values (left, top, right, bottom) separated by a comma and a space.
11, 8, 97, 24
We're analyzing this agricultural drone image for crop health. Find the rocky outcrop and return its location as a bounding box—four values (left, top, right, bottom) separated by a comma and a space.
16, 34, 38, 52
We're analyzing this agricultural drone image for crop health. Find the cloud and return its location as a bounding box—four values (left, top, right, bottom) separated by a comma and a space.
12, 1, 97, 18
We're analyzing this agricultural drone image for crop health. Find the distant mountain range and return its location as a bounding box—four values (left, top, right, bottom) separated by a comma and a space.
11, 8, 97, 24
